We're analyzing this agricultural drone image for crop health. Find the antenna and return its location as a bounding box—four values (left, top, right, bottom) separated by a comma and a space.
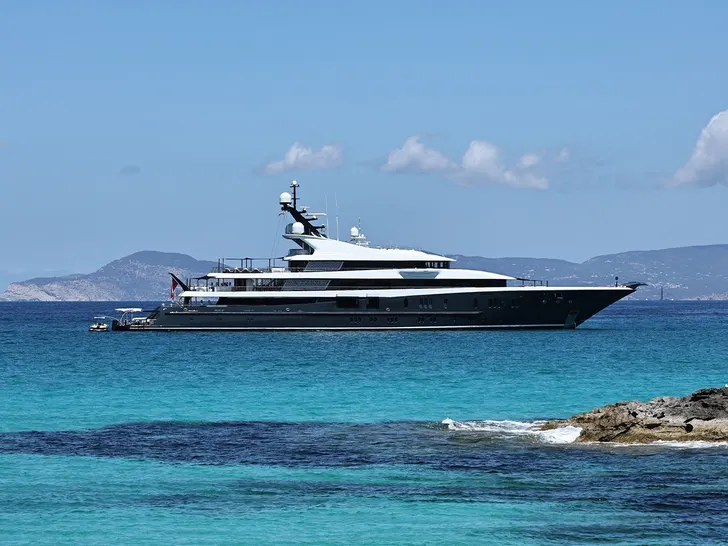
324, 193, 330, 238
290, 180, 298, 209
335, 193, 340, 241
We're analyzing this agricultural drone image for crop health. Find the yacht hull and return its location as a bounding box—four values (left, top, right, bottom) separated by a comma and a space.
114, 287, 634, 331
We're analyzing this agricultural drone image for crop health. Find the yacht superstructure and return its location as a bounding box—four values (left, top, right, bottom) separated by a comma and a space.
112, 181, 642, 331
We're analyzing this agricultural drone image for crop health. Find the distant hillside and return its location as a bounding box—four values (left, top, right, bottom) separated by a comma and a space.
0, 251, 216, 302
453, 244, 728, 300
1, 245, 727, 301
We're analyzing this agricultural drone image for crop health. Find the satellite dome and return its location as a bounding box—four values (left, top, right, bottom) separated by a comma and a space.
350, 226, 359, 238
279, 192, 292, 205
291, 222, 305, 235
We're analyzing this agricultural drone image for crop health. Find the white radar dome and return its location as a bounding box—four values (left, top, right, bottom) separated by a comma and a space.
350, 226, 360, 238
291, 222, 305, 235
279, 192, 292, 205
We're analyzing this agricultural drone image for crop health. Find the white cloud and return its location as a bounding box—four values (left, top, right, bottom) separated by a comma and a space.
672, 109, 728, 187
381, 136, 456, 173
263, 142, 342, 174
518, 153, 540, 169
382, 136, 548, 190
556, 147, 570, 163
459, 142, 547, 189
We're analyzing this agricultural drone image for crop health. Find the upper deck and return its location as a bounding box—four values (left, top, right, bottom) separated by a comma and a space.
185, 180, 541, 293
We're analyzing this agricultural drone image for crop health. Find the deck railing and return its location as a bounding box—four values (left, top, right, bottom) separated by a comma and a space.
211, 257, 287, 274
512, 277, 549, 287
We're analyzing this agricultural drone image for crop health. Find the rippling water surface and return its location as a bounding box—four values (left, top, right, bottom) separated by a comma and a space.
1, 301, 728, 544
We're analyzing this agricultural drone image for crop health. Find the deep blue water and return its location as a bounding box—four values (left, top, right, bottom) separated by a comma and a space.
1, 301, 728, 544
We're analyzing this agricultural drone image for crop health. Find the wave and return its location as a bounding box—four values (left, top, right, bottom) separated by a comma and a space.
441, 418, 582, 444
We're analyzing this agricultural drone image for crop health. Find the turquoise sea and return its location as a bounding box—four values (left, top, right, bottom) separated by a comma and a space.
1, 301, 728, 545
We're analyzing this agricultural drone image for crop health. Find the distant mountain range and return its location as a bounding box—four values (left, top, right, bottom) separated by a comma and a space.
453, 245, 728, 300
1, 245, 727, 301
0, 252, 216, 302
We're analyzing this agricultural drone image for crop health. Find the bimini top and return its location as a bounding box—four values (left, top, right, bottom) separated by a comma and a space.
279, 180, 454, 264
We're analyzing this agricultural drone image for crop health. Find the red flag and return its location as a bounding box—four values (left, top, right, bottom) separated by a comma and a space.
170, 277, 179, 299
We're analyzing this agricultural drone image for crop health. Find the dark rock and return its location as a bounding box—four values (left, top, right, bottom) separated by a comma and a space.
542, 387, 728, 443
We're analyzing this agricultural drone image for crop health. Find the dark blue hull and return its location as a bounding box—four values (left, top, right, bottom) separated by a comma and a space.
112, 288, 634, 331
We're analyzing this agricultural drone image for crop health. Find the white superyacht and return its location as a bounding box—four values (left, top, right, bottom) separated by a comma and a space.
113, 181, 641, 331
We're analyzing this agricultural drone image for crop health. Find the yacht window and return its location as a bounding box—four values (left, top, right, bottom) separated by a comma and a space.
473, 298, 479, 309
404, 298, 409, 309
366, 297, 380, 309
336, 297, 359, 309
444, 298, 448, 310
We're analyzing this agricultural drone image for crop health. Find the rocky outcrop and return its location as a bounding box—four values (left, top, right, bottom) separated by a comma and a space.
543, 387, 728, 443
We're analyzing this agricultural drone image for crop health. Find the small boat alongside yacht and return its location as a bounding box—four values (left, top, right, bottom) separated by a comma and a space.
89, 308, 147, 332
110, 308, 148, 331
88, 318, 109, 332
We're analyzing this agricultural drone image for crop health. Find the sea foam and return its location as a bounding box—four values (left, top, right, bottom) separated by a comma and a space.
441, 418, 582, 444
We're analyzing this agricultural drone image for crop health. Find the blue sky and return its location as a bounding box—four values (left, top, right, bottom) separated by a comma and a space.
1, 1, 727, 284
